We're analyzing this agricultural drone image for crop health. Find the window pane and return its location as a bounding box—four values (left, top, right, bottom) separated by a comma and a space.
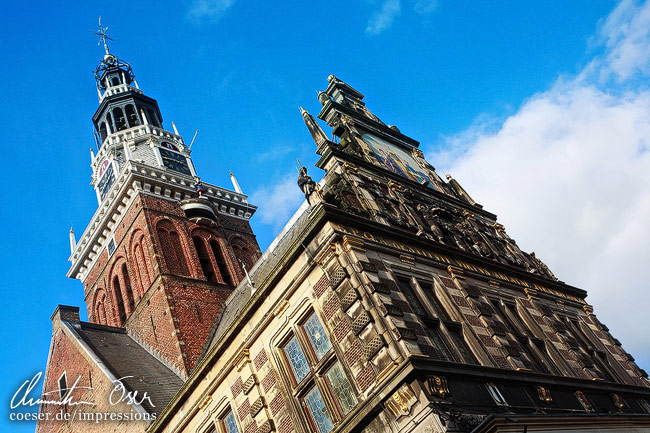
284, 336, 310, 383
224, 411, 239, 433
304, 386, 334, 433
303, 313, 332, 361
325, 362, 357, 415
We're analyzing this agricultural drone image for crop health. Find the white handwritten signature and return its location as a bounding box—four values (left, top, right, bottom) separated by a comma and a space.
11, 372, 154, 409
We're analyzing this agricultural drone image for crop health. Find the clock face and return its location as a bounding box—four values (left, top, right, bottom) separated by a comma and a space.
98, 159, 110, 178
160, 141, 180, 152
159, 148, 192, 175
98, 163, 115, 201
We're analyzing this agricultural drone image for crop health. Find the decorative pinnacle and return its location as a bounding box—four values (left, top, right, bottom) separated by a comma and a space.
92, 16, 113, 55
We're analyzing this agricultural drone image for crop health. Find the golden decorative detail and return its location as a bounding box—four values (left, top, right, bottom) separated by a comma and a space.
342, 235, 365, 252
612, 393, 626, 409
342, 162, 359, 173
385, 384, 417, 418
199, 395, 212, 409
426, 375, 450, 398
376, 361, 399, 383
446, 265, 464, 278
488, 280, 500, 288
387, 180, 403, 192
273, 300, 289, 317
536, 386, 552, 403
399, 255, 415, 264
235, 349, 251, 372
493, 223, 505, 231
524, 288, 538, 299
316, 242, 338, 265
583, 305, 594, 316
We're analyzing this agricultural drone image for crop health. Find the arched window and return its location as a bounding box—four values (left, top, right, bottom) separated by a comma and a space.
111, 76, 120, 86
147, 108, 160, 127
99, 123, 107, 143
121, 263, 135, 310
211, 240, 234, 285
113, 107, 127, 131
132, 234, 151, 296
157, 221, 189, 276
106, 113, 114, 133
113, 275, 126, 324
193, 237, 216, 282
94, 291, 107, 325
125, 105, 140, 128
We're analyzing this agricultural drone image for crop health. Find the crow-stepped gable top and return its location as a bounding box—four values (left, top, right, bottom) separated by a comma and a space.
301, 75, 561, 284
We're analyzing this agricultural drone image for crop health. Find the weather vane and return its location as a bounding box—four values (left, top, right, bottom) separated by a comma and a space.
92, 16, 113, 55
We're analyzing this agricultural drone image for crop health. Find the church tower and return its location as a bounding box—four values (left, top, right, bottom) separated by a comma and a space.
67, 26, 261, 376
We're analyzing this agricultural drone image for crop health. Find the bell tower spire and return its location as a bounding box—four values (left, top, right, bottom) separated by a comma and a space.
65, 21, 262, 375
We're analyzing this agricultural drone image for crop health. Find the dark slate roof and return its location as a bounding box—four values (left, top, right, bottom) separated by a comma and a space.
201, 201, 314, 356
67, 320, 184, 414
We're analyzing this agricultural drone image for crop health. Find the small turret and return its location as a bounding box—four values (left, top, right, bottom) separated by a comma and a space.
230, 171, 243, 194
446, 173, 481, 207
300, 107, 329, 147
69, 227, 76, 256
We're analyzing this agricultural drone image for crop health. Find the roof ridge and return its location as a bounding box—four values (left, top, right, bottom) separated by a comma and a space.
126, 329, 187, 381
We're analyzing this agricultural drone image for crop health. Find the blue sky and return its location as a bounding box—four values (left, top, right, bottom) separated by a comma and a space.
3, 1, 650, 430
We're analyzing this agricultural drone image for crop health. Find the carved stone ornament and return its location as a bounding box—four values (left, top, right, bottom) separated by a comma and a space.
385, 384, 417, 419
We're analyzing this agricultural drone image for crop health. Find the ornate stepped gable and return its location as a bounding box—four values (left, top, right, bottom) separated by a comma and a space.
304, 75, 557, 282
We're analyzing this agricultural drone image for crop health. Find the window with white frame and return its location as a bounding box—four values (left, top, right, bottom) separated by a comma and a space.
280, 311, 358, 433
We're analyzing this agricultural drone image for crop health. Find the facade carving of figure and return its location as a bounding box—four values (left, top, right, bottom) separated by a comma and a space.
494, 225, 529, 267
297, 166, 318, 205
416, 204, 446, 243
529, 252, 558, 281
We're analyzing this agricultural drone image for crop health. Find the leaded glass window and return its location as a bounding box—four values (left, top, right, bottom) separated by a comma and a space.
284, 336, 310, 383
303, 312, 332, 361
304, 386, 334, 433
223, 410, 239, 433
280, 309, 359, 432
325, 362, 357, 415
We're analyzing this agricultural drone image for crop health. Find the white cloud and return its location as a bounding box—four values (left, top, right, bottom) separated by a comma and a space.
249, 172, 304, 231
412, 0, 438, 15
188, 0, 236, 24
597, 0, 650, 81
430, 1, 650, 368
366, 0, 402, 36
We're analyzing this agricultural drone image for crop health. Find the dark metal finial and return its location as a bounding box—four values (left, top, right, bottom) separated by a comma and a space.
92, 16, 113, 55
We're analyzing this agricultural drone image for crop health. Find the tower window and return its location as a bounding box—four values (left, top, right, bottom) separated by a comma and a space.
125, 104, 140, 128
211, 240, 233, 285
121, 263, 135, 309
58, 372, 68, 400
113, 107, 127, 131
193, 237, 216, 283
113, 275, 126, 323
